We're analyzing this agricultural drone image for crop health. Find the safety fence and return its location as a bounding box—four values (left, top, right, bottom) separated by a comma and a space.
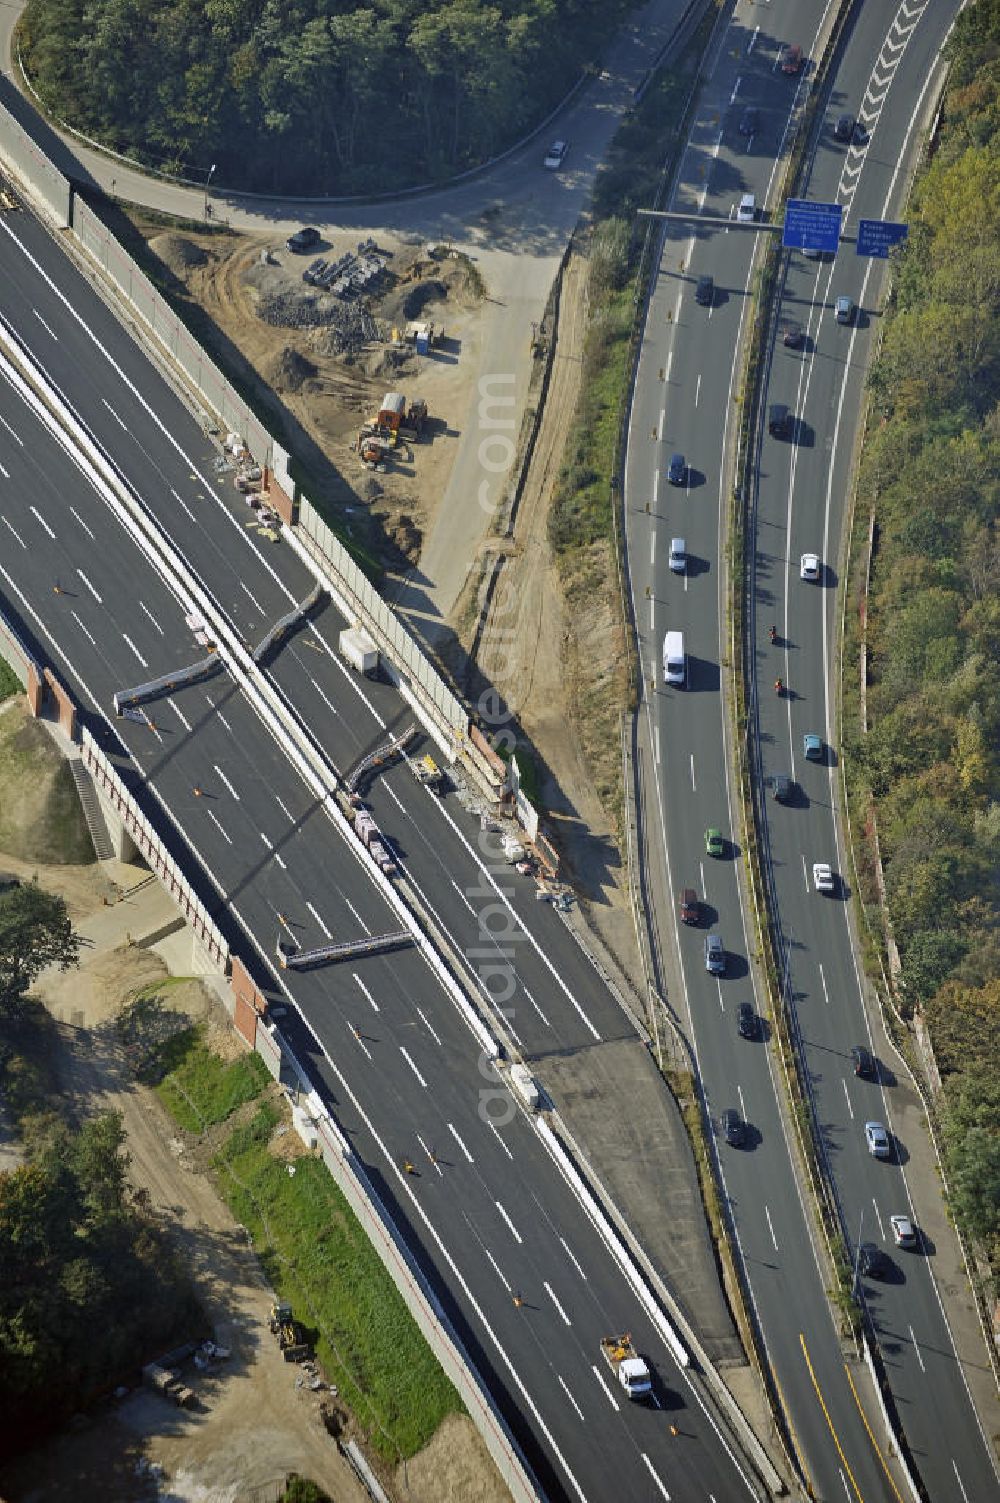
294, 500, 467, 740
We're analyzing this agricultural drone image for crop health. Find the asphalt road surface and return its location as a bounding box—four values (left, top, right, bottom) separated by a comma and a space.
624, 0, 999, 1499
750, 2, 1000, 1500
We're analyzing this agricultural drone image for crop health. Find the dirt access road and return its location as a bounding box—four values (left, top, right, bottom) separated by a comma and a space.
0, 846, 507, 1503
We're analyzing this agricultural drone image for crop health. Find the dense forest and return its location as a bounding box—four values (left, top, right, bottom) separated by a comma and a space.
18, 0, 631, 193
849, 0, 1000, 1269
0, 1111, 199, 1452
0, 883, 198, 1452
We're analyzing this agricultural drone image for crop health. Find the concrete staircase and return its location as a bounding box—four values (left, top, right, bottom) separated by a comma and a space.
69, 758, 115, 861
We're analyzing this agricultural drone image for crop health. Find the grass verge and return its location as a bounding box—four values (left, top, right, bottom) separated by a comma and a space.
151, 1029, 461, 1461
0, 656, 21, 704
148, 1022, 270, 1132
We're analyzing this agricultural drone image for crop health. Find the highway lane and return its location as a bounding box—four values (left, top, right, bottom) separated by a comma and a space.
625, 0, 935, 1497
0, 291, 760, 1503
753, 1, 1000, 1499
0, 208, 653, 1074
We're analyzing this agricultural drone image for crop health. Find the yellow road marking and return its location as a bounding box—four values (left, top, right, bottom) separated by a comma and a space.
800, 1332, 864, 1502
843, 1361, 905, 1503
772, 1365, 816, 1499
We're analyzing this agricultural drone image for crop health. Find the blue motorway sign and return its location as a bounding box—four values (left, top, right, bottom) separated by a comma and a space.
782, 199, 843, 253
857, 218, 908, 258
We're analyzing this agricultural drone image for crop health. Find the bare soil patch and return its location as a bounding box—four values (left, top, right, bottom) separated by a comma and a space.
139, 223, 482, 575
462, 245, 638, 980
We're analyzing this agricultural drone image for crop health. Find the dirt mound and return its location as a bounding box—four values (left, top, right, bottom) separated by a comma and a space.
387, 513, 422, 561
365, 344, 415, 380
265, 345, 317, 393
403, 279, 448, 319
149, 233, 208, 275
0, 703, 94, 865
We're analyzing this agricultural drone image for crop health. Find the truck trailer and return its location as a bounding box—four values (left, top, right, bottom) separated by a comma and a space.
339, 627, 378, 677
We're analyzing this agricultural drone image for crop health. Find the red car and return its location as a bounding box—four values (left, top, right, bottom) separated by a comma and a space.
779, 44, 803, 74
680, 887, 700, 925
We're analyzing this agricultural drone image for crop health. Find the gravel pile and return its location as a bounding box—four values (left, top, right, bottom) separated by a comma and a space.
257, 291, 382, 355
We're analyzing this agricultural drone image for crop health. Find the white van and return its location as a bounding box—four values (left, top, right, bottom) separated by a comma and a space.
662, 630, 686, 686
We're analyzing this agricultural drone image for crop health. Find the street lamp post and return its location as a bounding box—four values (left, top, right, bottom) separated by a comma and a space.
204, 162, 217, 221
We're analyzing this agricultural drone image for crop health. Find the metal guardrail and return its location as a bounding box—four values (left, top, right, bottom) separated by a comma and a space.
277, 931, 413, 970
344, 725, 417, 794
112, 653, 221, 714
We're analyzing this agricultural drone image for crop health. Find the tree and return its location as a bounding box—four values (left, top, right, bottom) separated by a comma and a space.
942, 1072, 1000, 1252
0, 882, 80, 1016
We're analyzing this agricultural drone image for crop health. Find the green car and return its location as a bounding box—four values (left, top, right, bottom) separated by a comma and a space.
705, 827, 724, 857
803, 734, 824, 761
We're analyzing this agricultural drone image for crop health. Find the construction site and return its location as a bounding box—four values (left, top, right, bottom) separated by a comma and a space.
146, 228, 481, 573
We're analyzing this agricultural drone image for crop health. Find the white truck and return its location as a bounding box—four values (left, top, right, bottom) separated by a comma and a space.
662, 630, 686, 687
339, 627, 378, 677
600, 1334, 653, 1401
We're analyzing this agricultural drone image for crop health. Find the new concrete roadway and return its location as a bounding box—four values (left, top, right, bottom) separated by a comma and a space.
0, 215, 759, 1502
624, 0, 1000, 1499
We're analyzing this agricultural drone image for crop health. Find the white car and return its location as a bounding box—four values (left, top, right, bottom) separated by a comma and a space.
669, 537, 687, 574
544, 140, 568, 170
737, 193, 756, 223
891, 1214, 917, 1248
865, 1121, 892, 1159
812, 862, 835, 893
800, 552, 821, 581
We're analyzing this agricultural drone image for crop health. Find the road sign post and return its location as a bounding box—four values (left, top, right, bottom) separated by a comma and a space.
782, 200, 843, 255
856, 218, 908, 258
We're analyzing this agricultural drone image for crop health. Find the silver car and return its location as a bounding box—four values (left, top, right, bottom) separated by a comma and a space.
865, 1121, 891, 1159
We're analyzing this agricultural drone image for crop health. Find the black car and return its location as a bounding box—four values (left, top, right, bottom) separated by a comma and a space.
286, 226, 321, 253
695, 274, 714, 307
858, 1242, 888, 1279
721, 1108, 745, 1147
772, 773, 793, 803
782, 320, 803, 349
768, 402, 791, 438
834, 113, 856, 142
737, 1002, 756, 1039
667, 452, 687, 485
852, 1044, 875, 1079
739, 106, 759, 137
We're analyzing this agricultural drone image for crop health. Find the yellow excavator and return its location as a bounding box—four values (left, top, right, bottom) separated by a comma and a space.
269, 1301, 310, 1362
